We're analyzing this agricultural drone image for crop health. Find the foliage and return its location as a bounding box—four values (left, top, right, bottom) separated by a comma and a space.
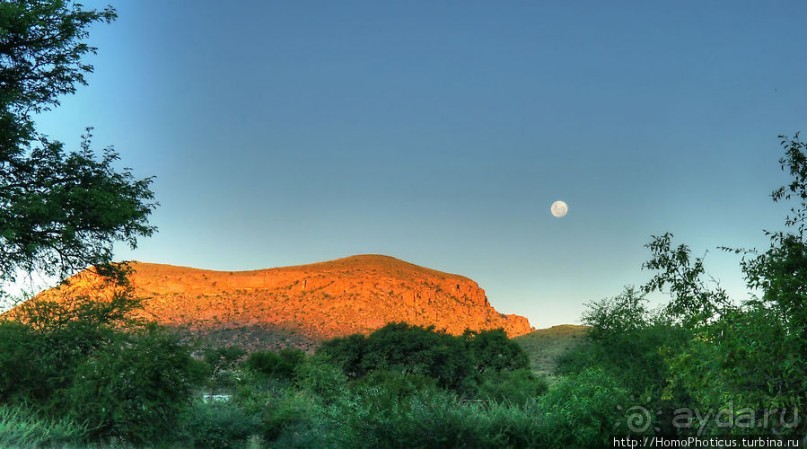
245, 348, 305, 381
328, 385, 551, 449
512, 325, 588, 379
538, 368, 630, 449
351, 370, 440, 413
11, 280, 143, 332
319, 323, 531, 393
201, 345, 247, 392
575, 287, 690, 396
0, 0, 156, 298
65, 326, 204, 445
0, 405, 84, 449
475, 368, 548, 404
642, 234, 729, 327
360, 323, 472, 389
737, 134, 807, 407
464, 328, 529, 373
332, 388, 487, 449
259, 390, 333, 448
316, 333, 365, 378
0, 0, 114, 118
0, 276, 146, 411
629, 133, 807, 435
0, 320, 39, 403
0, 310, 121, 410
229, 371, 336, 449
295, 354, 349, 404
180, 400, 260, 449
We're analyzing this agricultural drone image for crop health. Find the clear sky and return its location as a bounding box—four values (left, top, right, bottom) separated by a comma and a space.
34, 1, 807, 328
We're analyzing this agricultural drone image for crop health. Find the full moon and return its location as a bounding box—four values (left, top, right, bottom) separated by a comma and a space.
551, 200, 568, 218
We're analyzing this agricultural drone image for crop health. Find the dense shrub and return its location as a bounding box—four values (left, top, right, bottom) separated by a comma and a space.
336, 388, 485, 449
181, 400, 260, 449
475, 368, 548, 404
319, 323, 532, 394
483, 400, 547, 449
65, 326, 204, 445
259, 390, 333, 448
352, 370, 440, 412
464, 328, 530, 373
317, 334, 366, 378
0, 319, 117, 411
330, 387, 550, 449
200, 345, 248, 394
360, 323, 472, 389
295, 354, 349, 404
538, 368, 630, 449
203, 345, 247, 375
245, 348, 305, 380
0, 321, 39, 404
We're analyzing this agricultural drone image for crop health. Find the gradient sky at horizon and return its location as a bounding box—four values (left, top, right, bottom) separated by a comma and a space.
33, 1, 807, 328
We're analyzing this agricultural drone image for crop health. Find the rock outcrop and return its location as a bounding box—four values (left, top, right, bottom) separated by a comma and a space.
22, 255, 533, 349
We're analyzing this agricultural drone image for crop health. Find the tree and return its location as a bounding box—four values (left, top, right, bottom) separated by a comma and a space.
318, 323, 474, 390
635, 134, 807, 436
642, 234, 729, 327
0, 0, 156, 300
463, 328, 529, 373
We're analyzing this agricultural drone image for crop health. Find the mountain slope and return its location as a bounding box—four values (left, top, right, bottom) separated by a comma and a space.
24, 255, 532, 349
514, 324, 589, 379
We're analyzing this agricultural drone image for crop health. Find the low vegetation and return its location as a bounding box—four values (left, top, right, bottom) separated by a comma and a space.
513, 324, 587, 381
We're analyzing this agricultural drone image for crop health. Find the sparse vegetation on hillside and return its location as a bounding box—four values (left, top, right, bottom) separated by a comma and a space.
513, 324, 588, 380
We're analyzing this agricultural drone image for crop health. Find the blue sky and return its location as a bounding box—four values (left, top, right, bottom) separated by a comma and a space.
35, 1, 807, 328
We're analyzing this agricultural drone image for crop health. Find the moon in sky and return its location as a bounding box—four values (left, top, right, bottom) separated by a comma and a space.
550, 200, 568, 218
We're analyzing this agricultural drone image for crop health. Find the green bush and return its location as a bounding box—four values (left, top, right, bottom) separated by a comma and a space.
319, 323, 475, 391
475, 368, 548, 404
362, 323, 473, 390
538, 368, 630, 449
320, 324, 533, 396
0, 319, 116, 412
0, 321, 39, 404
245, 348, 305, 380
331, 387, 547, 449
335, 388, 481, 449
260, 390, 333, 448
317, 334, 366, 379
464, 328, 530, 373
295, 354, 348, 404
181, 400, 260, 449
483, 400, 546, 449
352, 370, 439, 412
65, 326, 204, 445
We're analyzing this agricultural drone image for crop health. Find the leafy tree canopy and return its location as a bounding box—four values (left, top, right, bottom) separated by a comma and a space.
0, 0, 156, 298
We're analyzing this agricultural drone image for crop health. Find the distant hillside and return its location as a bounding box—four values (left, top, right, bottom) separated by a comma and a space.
16, 255, 533, 351
514, 324, 589, 379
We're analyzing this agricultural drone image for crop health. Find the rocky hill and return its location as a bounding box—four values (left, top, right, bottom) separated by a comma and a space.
23, 255, 532, 350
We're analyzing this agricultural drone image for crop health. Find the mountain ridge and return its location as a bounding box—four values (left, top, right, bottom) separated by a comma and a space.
20, 255, 533, 350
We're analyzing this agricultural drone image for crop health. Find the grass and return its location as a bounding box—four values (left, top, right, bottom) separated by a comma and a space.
0, 405, 85, 449
513, 324, 588, 382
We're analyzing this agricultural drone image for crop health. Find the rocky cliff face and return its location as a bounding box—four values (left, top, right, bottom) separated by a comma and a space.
24, 255, 533, 349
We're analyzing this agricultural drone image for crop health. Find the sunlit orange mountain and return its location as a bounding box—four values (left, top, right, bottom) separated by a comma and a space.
25, 255, 532, 350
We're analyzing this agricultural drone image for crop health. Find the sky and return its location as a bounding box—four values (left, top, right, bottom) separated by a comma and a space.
33, 1, 807, 328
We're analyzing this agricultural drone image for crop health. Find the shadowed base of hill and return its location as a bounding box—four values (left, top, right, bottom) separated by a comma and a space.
513, 324, 588, 381
171, 323, 321, 353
